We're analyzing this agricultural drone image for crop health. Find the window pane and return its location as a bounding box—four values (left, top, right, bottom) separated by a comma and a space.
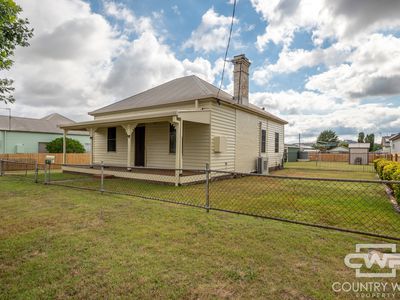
261, 129, 266, 153
107, 127, 116, 152
169, 124, 176, 154
275, 132, 279, 153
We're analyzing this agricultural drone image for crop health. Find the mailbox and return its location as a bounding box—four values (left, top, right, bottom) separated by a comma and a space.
45, 155, 55, 164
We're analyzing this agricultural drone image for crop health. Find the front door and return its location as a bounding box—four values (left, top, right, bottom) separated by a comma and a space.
135, 126, 145, 166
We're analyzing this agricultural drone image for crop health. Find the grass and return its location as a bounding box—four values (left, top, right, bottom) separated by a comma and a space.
271, 167, 379, 180
36, 167, 400, 239
0, 177, 398, 299
285, 161, 375, 173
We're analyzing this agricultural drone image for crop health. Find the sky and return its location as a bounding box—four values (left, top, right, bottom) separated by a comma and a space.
1, 0, 400, 143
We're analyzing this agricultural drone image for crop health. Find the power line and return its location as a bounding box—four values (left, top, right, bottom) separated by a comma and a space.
217, 0, 237, 99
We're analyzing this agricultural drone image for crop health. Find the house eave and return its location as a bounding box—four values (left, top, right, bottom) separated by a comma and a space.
60, 109, 212, 131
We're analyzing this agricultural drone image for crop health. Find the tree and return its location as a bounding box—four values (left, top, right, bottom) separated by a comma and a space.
46, 137, 85, 153
315, 130, 339, 151
317, 130, 339, 143
0, 0, 33, 103
365, 134, 375, 151
358, 132, 365, 143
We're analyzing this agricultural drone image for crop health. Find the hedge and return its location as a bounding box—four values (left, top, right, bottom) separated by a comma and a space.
374, 158, 400, 200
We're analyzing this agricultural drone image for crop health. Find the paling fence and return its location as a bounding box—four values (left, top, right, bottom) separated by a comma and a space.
1, 159, 400, 241
0, 153, 90, 168
285, 153, 391, 173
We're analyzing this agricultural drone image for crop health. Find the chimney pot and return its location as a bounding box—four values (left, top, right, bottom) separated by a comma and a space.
232, 54, 251, 106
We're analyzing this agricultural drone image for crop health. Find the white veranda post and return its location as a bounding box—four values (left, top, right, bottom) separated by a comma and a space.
62, 129, 68, 164
122, 124, 137, 170
87, 127, 97, 166
172, 117, 183, 186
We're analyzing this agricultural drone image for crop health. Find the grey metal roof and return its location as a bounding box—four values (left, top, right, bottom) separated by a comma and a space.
0, 113, 88, 135
90, 75, 233, 115
389, 133, 400, 141
348, 143, 370, 149
89, 75, 287, 124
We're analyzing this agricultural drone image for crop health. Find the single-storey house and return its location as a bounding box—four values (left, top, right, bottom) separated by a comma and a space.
0, 113, 89, 154
60, 54, 287, 185
389, 134, 400, 154
381, 136, 392, 153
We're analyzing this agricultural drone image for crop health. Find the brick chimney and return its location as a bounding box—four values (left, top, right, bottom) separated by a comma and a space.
232, 54, 251, 105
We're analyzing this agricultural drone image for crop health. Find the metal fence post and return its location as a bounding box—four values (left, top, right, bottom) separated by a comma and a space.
205, 163, 210, 212
34, 161, 38, 183
100, 161, 104, 193
44, 163, 48, 184
0, 159, 3, 176
48, 162, 51, 183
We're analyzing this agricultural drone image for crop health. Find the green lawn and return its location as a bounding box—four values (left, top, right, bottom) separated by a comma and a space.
39, 168, 400, 239
284, 161, 375, 173
271, 167, 378, 180
0, 177, 397, 299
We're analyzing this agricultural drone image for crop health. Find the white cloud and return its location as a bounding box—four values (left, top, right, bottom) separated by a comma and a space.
305, 34, 400, 100
2, 0, 221, 121
253, 43, 351, 85
251, 0, 400, 50
171, 5, 180, 16
251, 1, 400, 106
251, 90, 400, 143
183, 8, 238, 53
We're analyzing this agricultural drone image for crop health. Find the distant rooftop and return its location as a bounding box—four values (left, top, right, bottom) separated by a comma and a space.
0, 113, 87, 135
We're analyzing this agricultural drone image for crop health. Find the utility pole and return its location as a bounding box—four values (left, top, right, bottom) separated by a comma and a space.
298, 133, 301, 150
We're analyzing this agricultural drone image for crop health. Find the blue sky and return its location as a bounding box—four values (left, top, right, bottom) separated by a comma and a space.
3, 0, 400, 143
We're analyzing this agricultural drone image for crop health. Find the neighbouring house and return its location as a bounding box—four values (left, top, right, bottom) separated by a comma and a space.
389, 134, 400, 154
348, 143, 370, 165
381, 136, 392, 153
60, 54, 287, 185
327, 146, 349, 154
0, 113, 90, 154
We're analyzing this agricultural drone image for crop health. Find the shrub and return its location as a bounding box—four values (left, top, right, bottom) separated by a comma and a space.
392, 169, 400, 200
375, 159, 394, 179
46, 137, 85, 153
374, 158, 400, 201
382, 163, 399, 181
373, 158, 384, 170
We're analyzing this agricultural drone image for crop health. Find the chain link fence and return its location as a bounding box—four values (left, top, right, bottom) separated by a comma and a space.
1, 159, 400, 240
284, 160, 376, 172
0, 159, 46, 183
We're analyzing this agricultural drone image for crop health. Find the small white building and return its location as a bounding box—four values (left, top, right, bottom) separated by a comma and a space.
348, 143, 370, 165
60, 54, 287, 185
389, 134, 400, 154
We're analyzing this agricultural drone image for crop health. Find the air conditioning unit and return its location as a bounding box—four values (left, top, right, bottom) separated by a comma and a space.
256, 157, 269, 174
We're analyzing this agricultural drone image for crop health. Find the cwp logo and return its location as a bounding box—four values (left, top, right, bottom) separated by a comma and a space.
344, 244, 400, 278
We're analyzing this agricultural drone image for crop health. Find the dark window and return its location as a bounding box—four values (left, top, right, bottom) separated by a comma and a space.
169, 124, 176, 154
261, 129, 266, 153
107, 127, 116, 152
275, 132, 279, 153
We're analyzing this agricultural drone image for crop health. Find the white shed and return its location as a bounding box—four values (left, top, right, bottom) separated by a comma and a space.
348, 143, 370, 165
